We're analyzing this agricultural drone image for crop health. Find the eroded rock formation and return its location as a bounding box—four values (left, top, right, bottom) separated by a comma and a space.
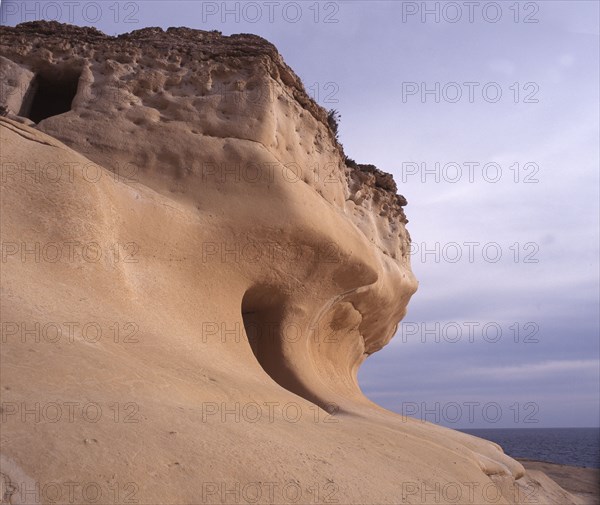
0, 21, 579, 504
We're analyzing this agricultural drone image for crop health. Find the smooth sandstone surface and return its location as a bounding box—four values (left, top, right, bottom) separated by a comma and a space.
0, 21, 582, 504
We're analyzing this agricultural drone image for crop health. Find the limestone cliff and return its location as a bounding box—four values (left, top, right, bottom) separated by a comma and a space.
0, 21, 579, 505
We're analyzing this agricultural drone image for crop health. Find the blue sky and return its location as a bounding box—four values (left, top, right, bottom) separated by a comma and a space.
2, 0, 598, 428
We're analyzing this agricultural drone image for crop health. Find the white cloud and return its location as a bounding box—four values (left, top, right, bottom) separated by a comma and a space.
488, 59, 516, 76
462, 360, 599, 380
558, 53, 575, 67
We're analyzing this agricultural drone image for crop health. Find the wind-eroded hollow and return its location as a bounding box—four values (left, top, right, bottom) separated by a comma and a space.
241, 284, 319, 405
241, 284, 287, 380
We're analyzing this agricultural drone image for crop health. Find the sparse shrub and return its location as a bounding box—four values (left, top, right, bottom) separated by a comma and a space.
327, 108, 341, 141
345, 156, 358, 169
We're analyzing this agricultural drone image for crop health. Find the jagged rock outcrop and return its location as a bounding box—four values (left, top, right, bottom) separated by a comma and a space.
0, 22, 579, 505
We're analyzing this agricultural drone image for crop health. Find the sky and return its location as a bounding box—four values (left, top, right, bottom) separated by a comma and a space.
2, 0, 599, 429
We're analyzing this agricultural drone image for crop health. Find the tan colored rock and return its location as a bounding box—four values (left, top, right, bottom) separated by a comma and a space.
0, 21, 580, 504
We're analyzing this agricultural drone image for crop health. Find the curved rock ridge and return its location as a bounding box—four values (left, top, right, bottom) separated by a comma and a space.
0, 20, 414, 406
0, 21, 579, 505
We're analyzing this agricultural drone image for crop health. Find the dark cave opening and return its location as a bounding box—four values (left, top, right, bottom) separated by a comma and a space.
22, 68, 81, 123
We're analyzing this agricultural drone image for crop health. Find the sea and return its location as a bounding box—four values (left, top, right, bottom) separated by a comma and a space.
459, 427, 600, 468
